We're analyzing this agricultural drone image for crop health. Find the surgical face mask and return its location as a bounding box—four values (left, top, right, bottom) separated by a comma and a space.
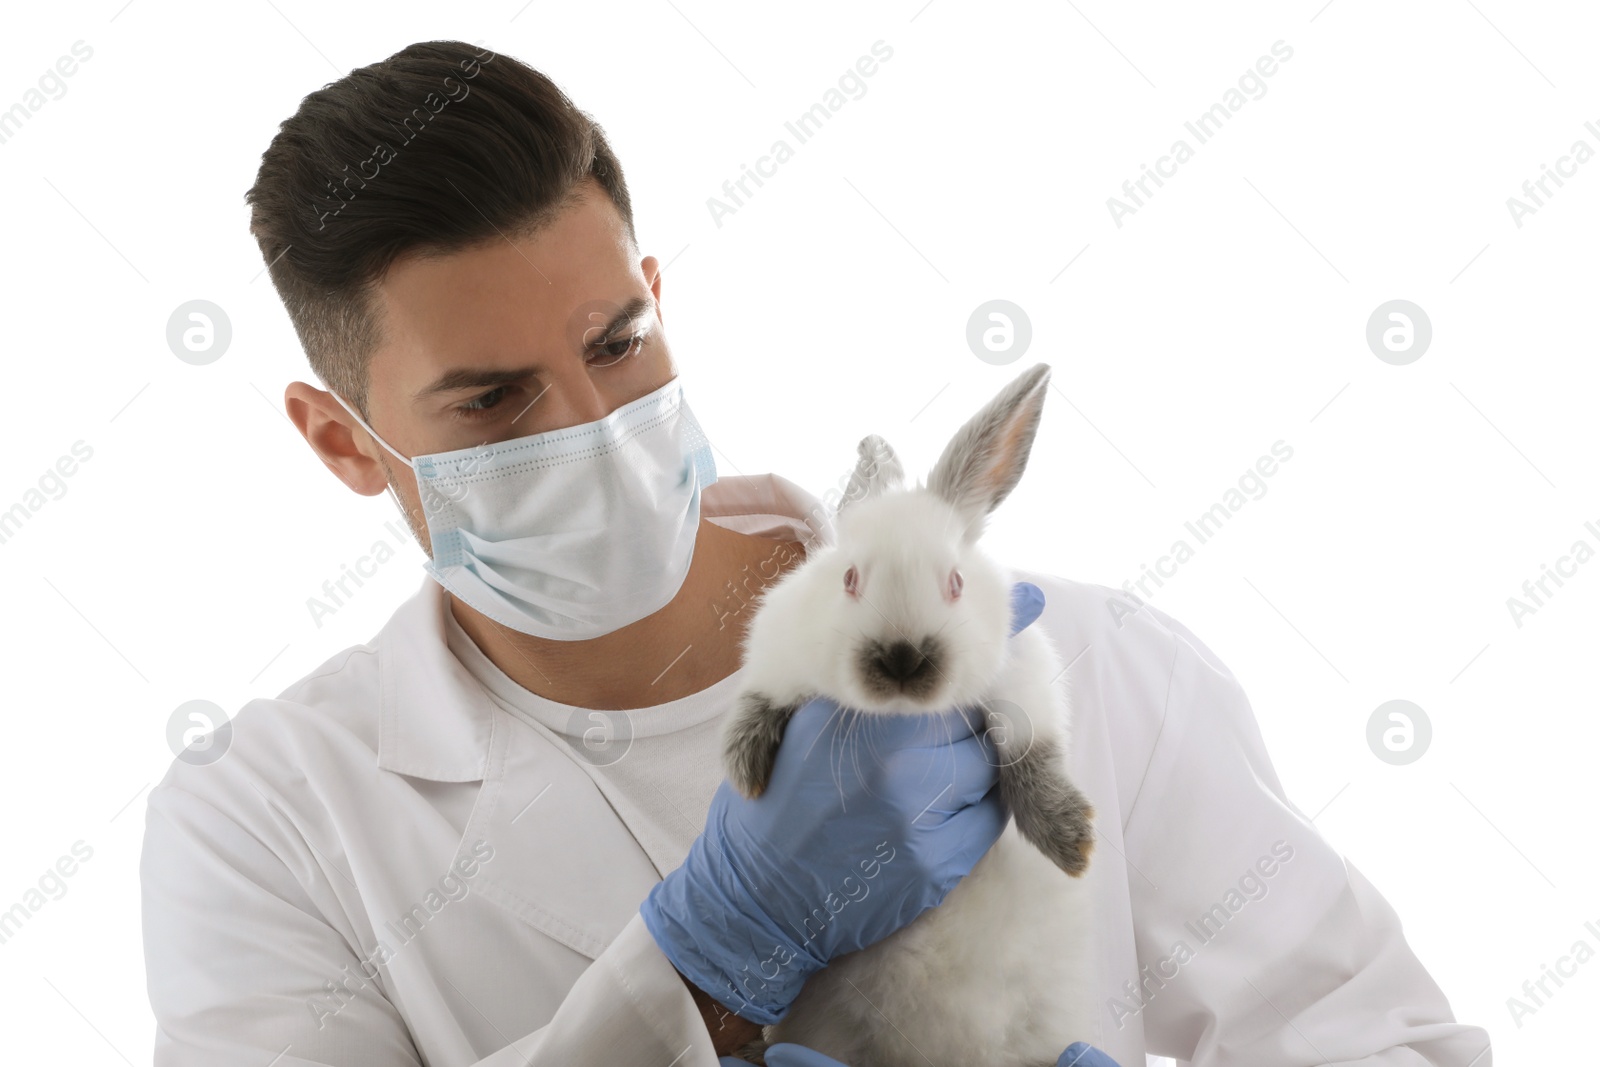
330, 375, 718, 641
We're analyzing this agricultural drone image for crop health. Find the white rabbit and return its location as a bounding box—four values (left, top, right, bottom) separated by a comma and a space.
721, 363, 1098, 1067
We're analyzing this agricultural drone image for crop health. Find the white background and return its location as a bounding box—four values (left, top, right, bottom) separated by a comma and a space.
1, 0, 1595, 1062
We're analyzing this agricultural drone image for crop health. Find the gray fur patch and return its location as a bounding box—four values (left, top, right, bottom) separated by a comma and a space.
998, 734, 1095, 877
723, 692, 804, 798
926, 362, 1050, 531
838, 434, 905, 516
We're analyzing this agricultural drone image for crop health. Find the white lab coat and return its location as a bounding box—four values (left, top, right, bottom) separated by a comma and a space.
139, 473, 1492, 1066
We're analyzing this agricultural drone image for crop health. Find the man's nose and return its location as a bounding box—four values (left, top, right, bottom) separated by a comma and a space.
508, 368, 608, 433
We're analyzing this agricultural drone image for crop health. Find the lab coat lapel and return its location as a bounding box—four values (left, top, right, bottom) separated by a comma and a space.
450, 700, 664, 961
376, 576, 663, 962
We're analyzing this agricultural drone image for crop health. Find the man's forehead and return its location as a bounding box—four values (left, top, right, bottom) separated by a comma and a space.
384, 199, 632, 303
370, 201, 644, 386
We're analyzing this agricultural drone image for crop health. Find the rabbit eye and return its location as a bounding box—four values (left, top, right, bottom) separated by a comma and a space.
948, 567, 964, 600
844, 566, 859, 597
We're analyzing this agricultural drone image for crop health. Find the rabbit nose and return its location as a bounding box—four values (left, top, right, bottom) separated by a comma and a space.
859, 636, 944, 701
877, 640, 926, 680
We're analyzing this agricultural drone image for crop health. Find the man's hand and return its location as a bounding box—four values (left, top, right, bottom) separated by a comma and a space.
645, 697, 1005, 1024
644, 584, 1045, 1028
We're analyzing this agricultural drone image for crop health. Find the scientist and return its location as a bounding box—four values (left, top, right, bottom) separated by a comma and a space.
139, 39, 1492, 1067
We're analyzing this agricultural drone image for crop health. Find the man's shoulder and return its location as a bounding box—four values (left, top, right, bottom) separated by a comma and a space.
1010, 569, 1243, 803
270, 636, 383, 717
138, 637, 396, 932
153, 637, 385, 806
1014, 568, 1194, 671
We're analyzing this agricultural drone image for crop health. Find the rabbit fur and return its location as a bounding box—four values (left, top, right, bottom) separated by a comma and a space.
721, 363, 1098, 1066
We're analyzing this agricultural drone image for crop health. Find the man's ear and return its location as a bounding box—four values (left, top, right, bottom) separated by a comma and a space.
642, 253, 662, 309
284, 381, 392, 497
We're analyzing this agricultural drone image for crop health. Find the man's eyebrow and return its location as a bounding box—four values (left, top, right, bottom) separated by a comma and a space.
413, 296, 656, 401
585, 296, 656, 343
414, 365, 537, 401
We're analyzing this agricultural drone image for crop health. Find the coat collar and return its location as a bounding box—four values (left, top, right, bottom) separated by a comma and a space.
375, 576, 495, 781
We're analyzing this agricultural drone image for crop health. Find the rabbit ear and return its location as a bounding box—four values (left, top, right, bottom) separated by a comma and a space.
838, 434, 905, 514
927, 362, 1051, 541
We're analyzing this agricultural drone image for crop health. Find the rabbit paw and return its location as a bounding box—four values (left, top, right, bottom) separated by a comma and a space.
999, 736, 1096, 876
723, 692, 802, 799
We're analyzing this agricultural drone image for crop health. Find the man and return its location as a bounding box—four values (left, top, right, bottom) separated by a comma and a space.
139, 39, 1492, 1065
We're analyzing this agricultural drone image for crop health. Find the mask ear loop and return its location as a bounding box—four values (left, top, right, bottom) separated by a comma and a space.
329, 390, 427, 547
328, 390, 416, 469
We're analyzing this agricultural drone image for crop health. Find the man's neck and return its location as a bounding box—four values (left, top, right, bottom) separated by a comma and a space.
447, 519, 808, 709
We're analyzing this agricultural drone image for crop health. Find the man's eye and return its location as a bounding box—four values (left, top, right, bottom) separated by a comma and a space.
459, 386, 508, 418
588, 332, 645, 367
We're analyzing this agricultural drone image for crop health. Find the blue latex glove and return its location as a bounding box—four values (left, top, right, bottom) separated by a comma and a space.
644, 582, 1047, 1026
717, 1037, 1119, 1067
718, 1044, 852, 1067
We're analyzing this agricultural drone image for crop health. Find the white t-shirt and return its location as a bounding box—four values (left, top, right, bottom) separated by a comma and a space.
444, 611, 745, 877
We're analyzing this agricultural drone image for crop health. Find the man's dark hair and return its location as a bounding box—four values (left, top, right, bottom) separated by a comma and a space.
244, 40, 635, 420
